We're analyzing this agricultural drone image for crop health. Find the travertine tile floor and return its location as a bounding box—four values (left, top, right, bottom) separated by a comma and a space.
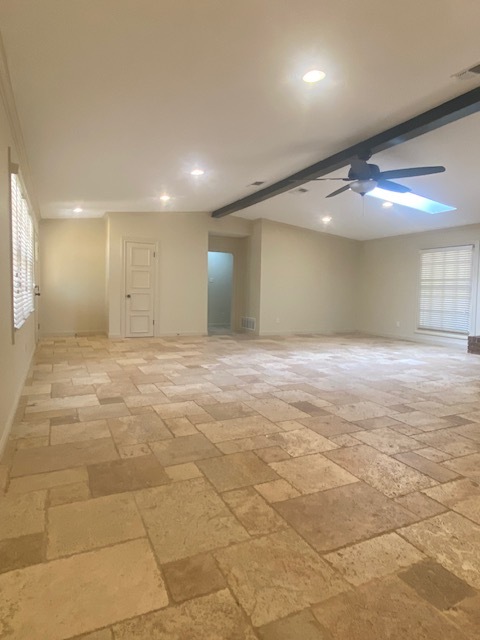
1, 333, 480, 639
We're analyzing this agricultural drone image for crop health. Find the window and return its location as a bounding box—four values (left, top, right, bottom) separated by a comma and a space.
11, 171, 34, 329
418, 245, 474, 335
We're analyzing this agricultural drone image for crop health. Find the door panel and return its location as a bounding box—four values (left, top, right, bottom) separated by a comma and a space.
131, 247, 151, 266
129, 315, 150, 334
125, 241, 155, 337
130, 293, 151, 311
131, 271, 151, 289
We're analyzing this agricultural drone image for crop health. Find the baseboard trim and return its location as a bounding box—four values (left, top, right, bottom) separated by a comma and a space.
360, 330, 467, 349
75, 331, 107, 337
0, 344, 35, 459
156, 332, 208, 337
40, 330, 107, 338
257, 329, 358, 337
109, 332, 208, 339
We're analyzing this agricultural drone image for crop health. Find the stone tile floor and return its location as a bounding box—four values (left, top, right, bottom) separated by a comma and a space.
1, 333, 480, 639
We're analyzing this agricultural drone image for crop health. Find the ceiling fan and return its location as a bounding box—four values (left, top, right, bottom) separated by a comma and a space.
300, 151, 445, 198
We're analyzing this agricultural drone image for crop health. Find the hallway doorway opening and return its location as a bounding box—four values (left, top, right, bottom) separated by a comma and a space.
207, 251, 233, 335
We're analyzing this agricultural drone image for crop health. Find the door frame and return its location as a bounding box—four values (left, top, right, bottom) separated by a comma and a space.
121, 237, 158, 338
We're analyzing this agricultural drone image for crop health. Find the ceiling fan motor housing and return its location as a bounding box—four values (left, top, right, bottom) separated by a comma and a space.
348, 158, 381, 181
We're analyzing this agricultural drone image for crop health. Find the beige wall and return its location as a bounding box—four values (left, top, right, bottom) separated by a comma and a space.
258, 219, 361, 335
9, 196, 475, 445
106, 212, 252, 337
40, 219, 107, 336
358, 223, 480, 346
246, 220, 262, 333
208, 235, 248, 332
34, 215, 480, 350
0, 101, 37, 455
105, 214, 360, 338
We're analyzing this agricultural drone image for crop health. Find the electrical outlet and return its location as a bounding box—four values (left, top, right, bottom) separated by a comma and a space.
275, 317, 280, 324
396, 320, 400, 328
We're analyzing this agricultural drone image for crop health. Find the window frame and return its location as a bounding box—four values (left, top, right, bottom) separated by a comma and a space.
415, 243, 478, 339
10, 159, 35, 333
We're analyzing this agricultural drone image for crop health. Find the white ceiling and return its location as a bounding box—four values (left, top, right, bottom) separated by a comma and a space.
240, 112, 480, 240
0, 0, 479, 240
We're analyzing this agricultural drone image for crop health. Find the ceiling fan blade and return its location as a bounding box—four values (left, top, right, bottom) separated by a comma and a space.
287, 177, 349, 183
378, 166, 445, 180
377, 180, 411, 193
326, 184, 351, 198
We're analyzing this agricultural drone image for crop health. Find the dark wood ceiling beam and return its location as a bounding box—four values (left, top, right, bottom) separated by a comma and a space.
211, 86, 480, 218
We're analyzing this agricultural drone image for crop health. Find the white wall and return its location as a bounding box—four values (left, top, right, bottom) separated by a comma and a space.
245, 219, 262, 333
358, 223, 480, 346
40, 218, 107, 335
106, 212, 252, 337
0, 97, 37, 455
257, 219, 361, 335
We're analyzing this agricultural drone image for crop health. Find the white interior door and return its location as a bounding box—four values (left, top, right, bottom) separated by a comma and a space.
124, 241, 156, 337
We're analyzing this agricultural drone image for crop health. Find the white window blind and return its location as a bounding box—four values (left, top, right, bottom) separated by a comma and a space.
418, 245, 474, 335
11, 172, 34, 329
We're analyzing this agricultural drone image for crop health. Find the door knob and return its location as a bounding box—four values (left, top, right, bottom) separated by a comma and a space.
126, 294, 131, 298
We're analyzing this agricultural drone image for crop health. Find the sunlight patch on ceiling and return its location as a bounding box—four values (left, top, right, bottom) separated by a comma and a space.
367, 187, 456, 214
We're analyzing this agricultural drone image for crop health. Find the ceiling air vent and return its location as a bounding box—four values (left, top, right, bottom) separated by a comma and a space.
452, 62, 480, 81
250, 181, 265, 186
294, 187, 309, 194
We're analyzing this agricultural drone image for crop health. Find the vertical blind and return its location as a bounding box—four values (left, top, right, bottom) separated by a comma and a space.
418, 245, 474, 335
11, 172, 34, 329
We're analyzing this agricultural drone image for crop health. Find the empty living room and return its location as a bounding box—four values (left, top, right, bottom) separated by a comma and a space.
1, 1, 480, 638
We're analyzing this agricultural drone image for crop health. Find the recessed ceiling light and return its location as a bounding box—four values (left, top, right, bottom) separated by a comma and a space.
322, 215, 332, 223
160, 194, 171, 202
73, 207, 83, 213
382, 201, 393, 208
302, 69, 326, 83
190, 169, 205, 176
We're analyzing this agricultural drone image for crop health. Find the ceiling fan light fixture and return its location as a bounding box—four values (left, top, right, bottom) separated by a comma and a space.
350, 179, 377, 195
160, 194, 171, 202
321, 215, 332, 223
190, 169, 205, 176
302, 69, 326, 83
382, 201, 393, 208
73, 207, 83, 213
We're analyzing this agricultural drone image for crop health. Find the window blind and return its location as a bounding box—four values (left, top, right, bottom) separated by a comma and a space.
418, 245, 474, 335
11, 172, 34, 329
